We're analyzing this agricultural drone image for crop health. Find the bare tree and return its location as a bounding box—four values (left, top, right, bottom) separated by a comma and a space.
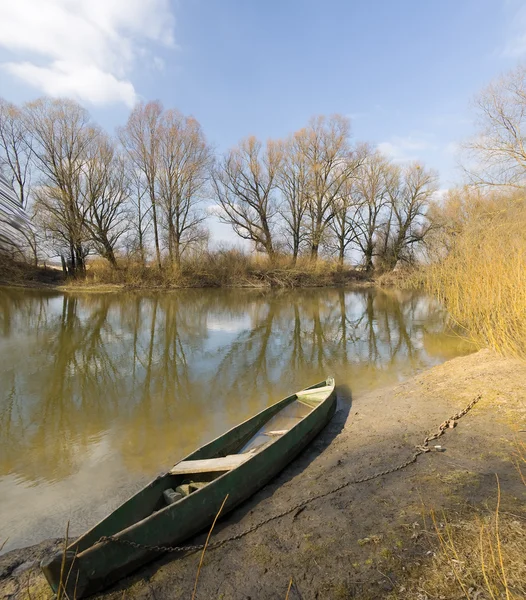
126, 166, 151, 265
0, 98, 38, 264
297, 115, 360, 261
212, 136, 280, 258
327, 144, 370, 267
158, 110, 212, 267
327, 176, 359, 267
349, 151, 391, 272
119, 101, 163, 269
0, 172, 32, 256
0, 99, 32, 209
26, 98, 94, 275
380, 162, 439, 269
276, 133, 309, 263
82, 134, 130, 267
464, 64, 526, 188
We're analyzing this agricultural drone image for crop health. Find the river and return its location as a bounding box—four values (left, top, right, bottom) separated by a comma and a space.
0, 287, 475, 553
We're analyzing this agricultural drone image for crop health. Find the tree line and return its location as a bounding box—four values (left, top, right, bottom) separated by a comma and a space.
0, 97, 439, 276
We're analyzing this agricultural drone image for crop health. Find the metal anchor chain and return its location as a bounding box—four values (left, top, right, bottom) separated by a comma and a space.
97, 393, 482, 556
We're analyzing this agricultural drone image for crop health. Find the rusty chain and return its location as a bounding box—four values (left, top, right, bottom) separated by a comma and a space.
97, 393, 482, 555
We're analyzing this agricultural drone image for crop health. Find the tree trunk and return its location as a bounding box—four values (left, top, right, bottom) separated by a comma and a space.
69, 243, 76, 276
104, 245, 117, 268
338, 245, 345, 269
291, 247, 298, 266
174, 238, 181, 269
364, 245, 374, 273
151, 195, 162, 270
75, 245, 85, 277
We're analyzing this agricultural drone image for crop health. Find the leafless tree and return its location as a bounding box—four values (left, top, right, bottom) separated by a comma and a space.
276, 133, 310, 262
26, 98, 95, 275
0, 98, 38, 263
327, 144, 370, 267
126, 166, 152, 265
464, 64, 526, 188
380, 162, 439, 269
297, 115, 361, 261
81, 133, 130, 267
212, 136, 280, 258
119, 101, 163, 269
158, 110, 212, 266
0, 99, 33, 209
349, 151, 391, 272
327, 176, 359, 267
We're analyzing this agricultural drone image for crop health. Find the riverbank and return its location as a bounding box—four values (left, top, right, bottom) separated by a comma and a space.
1, 349, 525, 600
0, 255, 373, 291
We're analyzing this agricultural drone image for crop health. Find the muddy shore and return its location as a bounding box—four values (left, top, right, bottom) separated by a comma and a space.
1, 349, 525, 600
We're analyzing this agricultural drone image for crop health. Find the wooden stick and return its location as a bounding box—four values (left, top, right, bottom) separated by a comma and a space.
285, 578, 293, 600
191, 494, 229, 600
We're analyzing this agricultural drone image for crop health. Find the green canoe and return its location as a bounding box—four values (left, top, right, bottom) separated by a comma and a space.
41, 378, 336, 598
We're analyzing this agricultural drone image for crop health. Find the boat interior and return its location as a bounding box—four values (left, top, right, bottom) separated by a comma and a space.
162, 386, 332, 505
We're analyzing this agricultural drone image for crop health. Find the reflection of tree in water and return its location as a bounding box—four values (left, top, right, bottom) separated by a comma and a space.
0, 287, 471, 484
208, 288, 462, 400
113, 294, 215, 473
0, 294, 122, 481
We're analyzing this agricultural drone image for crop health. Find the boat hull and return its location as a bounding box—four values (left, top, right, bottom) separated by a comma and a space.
41, 380, 337, 598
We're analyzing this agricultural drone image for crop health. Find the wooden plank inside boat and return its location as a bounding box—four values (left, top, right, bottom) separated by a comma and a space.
170, 453, 251, 475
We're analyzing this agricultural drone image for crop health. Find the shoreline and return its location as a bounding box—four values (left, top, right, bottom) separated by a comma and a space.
0, 261, 384, 293
1, 349, 524, 599
0, 279, 377, 294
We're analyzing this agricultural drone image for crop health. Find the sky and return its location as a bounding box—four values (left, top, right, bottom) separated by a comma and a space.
0, 0, 525, 243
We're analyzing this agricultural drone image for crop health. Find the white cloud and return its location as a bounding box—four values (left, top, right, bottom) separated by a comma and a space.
0, 0, 175, 107
377, 136, 435, 162
4, 61, 137, 106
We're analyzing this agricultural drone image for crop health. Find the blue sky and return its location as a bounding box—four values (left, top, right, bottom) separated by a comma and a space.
1, 0, 525, 242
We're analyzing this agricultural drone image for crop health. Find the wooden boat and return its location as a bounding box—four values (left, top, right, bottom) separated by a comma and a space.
41, 378, 336, 598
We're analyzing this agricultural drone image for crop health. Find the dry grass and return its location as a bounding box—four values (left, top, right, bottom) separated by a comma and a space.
374, 267, 422, 289
74, 250, 368, 290
425, 192, 526, 359
388, 443, 526, 600
0, 255, 63, 287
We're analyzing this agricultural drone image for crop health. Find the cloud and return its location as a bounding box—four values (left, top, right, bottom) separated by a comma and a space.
0, 0, 175, 107
377, 136, 435, 162
4, 61, 137, 106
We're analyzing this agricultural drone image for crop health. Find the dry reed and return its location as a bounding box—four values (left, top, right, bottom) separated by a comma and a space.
425, 193, 526, 359
76, 250, 367, 290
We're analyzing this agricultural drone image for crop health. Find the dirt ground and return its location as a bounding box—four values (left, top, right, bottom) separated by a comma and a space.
1, 349, 525, 600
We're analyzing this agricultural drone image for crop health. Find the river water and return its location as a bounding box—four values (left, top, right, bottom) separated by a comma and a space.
0, 287, 474, 553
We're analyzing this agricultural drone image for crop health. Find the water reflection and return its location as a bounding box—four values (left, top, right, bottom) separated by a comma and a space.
0, 287, 474, 551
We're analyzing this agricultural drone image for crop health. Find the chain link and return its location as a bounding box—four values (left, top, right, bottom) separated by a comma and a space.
97, 393, 482, 555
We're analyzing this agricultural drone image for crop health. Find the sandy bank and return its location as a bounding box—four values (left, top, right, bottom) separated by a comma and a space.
1, 349, 525, 599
